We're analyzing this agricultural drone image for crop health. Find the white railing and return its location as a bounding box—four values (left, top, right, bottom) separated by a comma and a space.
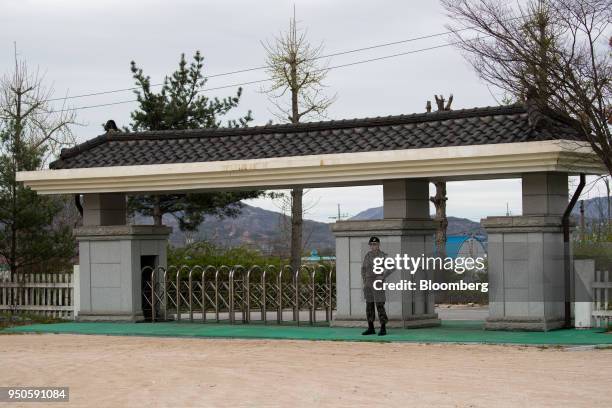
0, 266, 79, 319
592, 269, 611, 328
574, 259, 611, 329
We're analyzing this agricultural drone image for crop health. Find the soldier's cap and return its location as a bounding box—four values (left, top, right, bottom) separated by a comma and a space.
368, 236, 380, 244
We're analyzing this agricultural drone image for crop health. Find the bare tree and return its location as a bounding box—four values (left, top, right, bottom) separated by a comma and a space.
0, 46, 76, 286
262, 11, 336, 271
427, 94, 454, 259
605, 177, 611, 234
273, 189, 320, 261
0, 49, 76, 164
578, 199, 586, 240
442, 0, 611, 177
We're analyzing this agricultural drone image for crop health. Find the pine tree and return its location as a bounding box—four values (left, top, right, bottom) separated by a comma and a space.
127, 51, 263, 230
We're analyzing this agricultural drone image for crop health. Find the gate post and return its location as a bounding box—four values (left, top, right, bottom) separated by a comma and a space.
72, 265, 80, 320
483, 172, 570, 331
331, 179, 440, 328
75, 193, 171, 322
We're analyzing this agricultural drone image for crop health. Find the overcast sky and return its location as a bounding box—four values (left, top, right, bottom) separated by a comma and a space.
1, 0, 607, 222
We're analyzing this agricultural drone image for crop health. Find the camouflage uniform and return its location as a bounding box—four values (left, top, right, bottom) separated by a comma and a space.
361, 249, 392, 324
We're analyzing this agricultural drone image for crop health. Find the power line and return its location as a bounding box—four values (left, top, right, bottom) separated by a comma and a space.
47, 41, 460, 114
43, 66, 269, 103
39, 27, 473, 104
325, 42, 457, 71
47, 79, 272, 113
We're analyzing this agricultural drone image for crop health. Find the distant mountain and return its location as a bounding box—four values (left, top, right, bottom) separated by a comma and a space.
572, 196, 610, 220
139, 195, 609, 253
350, 207, 485, 236
351, 195, 612, 234
349, 207, 382, 221
138, 204, 336, 254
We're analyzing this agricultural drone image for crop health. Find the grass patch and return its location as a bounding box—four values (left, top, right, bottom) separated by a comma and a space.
0, 311, 66, 331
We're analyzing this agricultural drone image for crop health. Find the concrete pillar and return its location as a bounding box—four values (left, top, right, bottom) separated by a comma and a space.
331, 179, 440, 328
75, 193, 171, 321
82, 193, 127, 226
522, 172, 568, 216
383, 179, 430, 218
482, 172, 569, 331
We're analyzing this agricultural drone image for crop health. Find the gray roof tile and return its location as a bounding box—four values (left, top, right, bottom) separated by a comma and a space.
49, 103, 586, 170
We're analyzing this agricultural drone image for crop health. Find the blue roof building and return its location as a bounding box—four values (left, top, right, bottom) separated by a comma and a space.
302, 249, 336, 263
437, 235, 487, 259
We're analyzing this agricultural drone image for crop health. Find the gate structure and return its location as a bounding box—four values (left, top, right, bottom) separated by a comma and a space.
142, 264, 335, 325
18, 103, 606, 329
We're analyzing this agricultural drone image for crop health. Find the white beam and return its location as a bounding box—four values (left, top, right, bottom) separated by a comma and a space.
17, 140, 605, 194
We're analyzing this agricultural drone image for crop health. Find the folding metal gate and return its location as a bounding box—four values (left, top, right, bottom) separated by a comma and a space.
142, 264, 336, 325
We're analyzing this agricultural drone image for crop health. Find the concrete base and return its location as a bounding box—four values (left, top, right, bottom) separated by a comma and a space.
331, 315, 441, 329
75, 225, 171, 320
484, 317, 566, 332
76, 312, 144, 322
482, 215, 569, 331
331, 218, 438, 326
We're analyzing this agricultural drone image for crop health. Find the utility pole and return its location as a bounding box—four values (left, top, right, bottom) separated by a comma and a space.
329, 204, 349, 221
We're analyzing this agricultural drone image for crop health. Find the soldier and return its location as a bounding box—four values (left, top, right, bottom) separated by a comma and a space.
361, 236, 393, 336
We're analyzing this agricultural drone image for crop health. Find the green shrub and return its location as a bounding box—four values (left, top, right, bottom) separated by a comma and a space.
168, 241, 284, 270
166, 242, 334, 283
573, 240, 612, 270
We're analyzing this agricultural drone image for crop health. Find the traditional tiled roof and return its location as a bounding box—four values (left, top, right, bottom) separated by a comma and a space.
50, 103, 585, 170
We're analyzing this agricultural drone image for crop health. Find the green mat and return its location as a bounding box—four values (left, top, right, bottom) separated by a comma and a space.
3, 320, 611, 346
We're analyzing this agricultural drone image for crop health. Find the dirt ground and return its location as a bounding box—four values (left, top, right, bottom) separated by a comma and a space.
1, 334, 611, 408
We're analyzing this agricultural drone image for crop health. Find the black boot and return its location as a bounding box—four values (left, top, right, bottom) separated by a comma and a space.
378, 323, 387, 336
362, 322, 375, 335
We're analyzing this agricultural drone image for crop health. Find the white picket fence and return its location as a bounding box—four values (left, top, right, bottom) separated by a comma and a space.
0, 266, 80, 319
0, 262, 610, 327
592, 269, 612, 328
